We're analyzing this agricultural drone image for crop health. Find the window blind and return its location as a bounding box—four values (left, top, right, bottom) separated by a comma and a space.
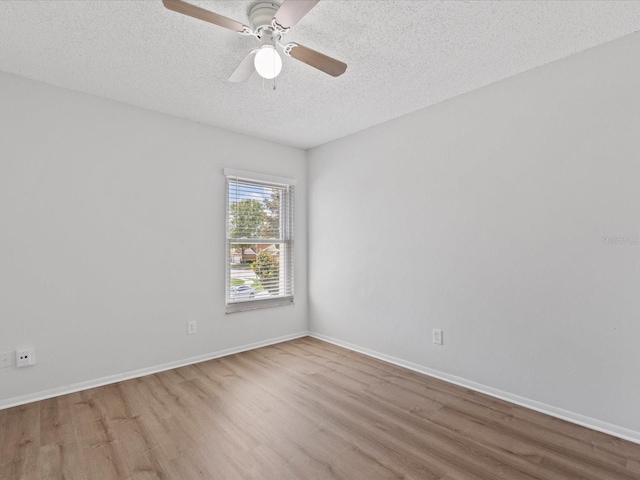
225, 171, 294, 313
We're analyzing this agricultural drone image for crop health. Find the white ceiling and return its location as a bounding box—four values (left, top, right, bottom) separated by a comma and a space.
1, 1, 640, 149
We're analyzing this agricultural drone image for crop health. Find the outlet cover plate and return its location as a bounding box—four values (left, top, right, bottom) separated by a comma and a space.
433, 329, 443, 345
16, 347, 36, 367
187, 321, 197, 335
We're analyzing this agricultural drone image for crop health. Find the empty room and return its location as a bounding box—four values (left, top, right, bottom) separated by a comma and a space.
1, 1, 640, 478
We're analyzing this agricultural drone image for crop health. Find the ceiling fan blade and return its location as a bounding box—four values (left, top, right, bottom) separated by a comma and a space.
229, 51, 256, 83
288, 44, 347, 77
162, 0, 248, 33
273, 0, 320, 29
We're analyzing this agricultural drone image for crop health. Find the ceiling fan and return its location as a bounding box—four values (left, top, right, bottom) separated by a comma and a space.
162, 0, 347, 82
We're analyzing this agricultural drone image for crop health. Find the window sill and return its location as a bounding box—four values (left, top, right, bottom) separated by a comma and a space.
225, 296, 294, 314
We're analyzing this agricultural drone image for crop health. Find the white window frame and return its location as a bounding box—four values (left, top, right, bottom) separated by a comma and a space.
224, 168, 295, 313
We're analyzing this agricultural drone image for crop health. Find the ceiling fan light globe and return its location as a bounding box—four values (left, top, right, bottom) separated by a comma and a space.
254, 45, 282, 79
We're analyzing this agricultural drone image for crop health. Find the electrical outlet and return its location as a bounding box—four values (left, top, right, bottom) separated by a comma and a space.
187, 321, 197, 335
0, 351, 14, 369
432, 329, 443, 345
16, 347, 36, 367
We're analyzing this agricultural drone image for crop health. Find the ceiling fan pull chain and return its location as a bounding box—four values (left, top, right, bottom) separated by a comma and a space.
273, 47, 277, 90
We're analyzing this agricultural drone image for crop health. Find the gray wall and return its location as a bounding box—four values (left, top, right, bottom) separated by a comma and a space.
308, 33, 640, 434
0, 72, 308, 403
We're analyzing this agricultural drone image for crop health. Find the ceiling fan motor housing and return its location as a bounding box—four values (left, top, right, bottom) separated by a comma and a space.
249, 2, 280, 31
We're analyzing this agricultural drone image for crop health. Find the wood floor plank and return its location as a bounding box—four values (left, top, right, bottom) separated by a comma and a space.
39, 395, 75, 448
0, 402, 40, 479
1, 336, 640, 479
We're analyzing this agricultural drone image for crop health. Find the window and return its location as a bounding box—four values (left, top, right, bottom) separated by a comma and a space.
224, 169, 295, 313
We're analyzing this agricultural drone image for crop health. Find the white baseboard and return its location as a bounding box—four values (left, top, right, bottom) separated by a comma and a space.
0, 331, 309, 411
308, 332, 640, 445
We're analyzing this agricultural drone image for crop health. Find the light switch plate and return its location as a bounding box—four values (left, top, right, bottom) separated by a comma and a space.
0, 351, 13, 369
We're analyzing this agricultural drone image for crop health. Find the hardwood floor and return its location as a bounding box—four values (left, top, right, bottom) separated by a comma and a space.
1, 337, 639, 479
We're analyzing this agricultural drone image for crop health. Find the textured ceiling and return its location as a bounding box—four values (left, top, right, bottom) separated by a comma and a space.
1, 1, 640, 149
